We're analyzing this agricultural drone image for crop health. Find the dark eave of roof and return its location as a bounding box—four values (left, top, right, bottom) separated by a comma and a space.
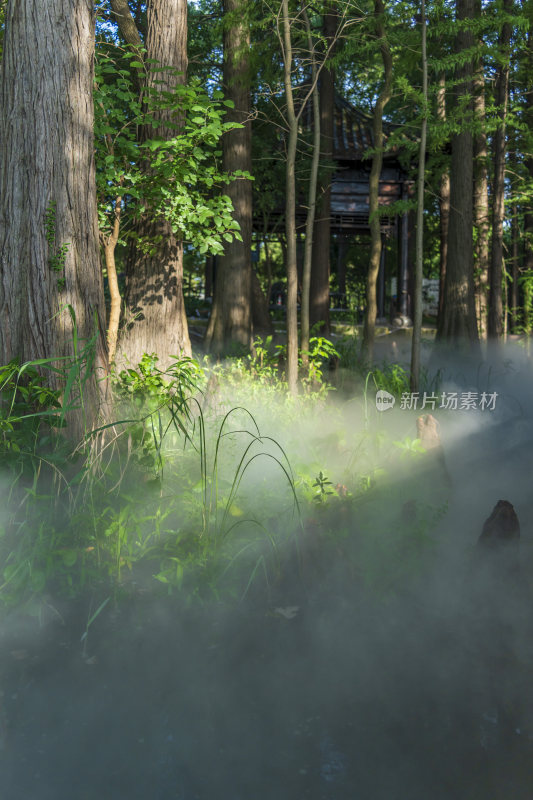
332, 95, 400, 163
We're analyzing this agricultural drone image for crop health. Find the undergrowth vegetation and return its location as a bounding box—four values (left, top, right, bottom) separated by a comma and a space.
0, 331, 447, 616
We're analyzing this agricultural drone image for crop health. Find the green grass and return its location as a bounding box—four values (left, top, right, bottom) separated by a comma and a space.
0, 329, 448, 615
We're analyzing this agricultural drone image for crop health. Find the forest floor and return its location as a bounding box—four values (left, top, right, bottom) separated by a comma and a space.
2, 342, 533, 799
2, 558, 533, 800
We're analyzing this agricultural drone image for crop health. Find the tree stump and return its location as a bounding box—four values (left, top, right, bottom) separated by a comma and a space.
471, 500, 528, 748
478, 499, 520, 548
416, 413, 451, 488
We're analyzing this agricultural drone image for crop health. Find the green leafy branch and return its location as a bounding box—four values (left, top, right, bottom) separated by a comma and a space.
94, 45, 253, 257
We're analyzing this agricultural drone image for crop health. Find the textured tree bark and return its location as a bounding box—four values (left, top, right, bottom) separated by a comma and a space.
362, 0, 392, 363
118, 0, 191, 369
488, 0, 512, 340
0, 0, 108, 432
437, 0, 479, 347
309, 5, 336, 335
436, 73, 450, 329
473, 0, 490, 337
204, 0, 252, 355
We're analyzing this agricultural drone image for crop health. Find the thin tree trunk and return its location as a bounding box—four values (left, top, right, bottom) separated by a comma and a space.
281, 0, 299, 394
437, 72, 450, 328
488, 0, 512, 339
96, 114, 125, 368
301, 6, 321, 368
103, 195, 123, 365
437, 0, 479, 347
473, 0, 490, 337
362, 0, 393, 363
524, 27, 533, 287
118, 0, 191, 369
0, 0, 108, 434
310, 5, 336, 335
511, 203, 519, 332
410, 0, 427, 393
205, 0, 252, 355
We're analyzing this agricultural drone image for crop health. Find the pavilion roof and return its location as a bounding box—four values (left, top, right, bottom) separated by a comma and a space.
332, 95, 399, 163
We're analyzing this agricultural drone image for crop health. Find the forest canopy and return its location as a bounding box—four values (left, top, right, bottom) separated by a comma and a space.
1, 0, 532, 397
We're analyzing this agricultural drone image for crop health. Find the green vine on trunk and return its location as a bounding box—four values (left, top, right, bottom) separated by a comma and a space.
44, 202, 69, 290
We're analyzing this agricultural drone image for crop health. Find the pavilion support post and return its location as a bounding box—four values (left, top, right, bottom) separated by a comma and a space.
336, 234, 348, 303
397, 185, 411, 325
377, 235, 386, 320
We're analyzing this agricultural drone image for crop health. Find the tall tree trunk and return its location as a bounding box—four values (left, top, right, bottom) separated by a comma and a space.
118, 0, 191, 369
0, 0, 108, 432
362, 0, 393, 363
473, 0, 490, 337
437, 0, 479, 347
510, 199, 519, 332
524, 27, 533, 289
436, 72, 451, 329
300, 5, 321, 368
410, 0, 427, 393
281, 0, 299, 394
205, 0, 252, 355
488, 0, 512, 339
310, 5, 336, 334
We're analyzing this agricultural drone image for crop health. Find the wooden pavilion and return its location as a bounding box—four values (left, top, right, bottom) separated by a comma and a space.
255, 93, 414, 322
328, 95, 413, 321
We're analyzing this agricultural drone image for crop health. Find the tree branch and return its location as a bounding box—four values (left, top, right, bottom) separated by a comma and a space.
109, 0, 143, 50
